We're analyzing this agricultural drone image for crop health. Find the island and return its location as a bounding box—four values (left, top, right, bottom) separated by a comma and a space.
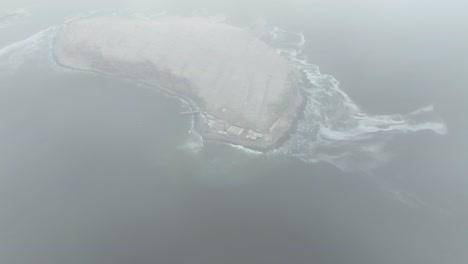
53, 15, 304, 150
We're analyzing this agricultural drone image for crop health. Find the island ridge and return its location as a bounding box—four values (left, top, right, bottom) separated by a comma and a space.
53, 15, 304, 149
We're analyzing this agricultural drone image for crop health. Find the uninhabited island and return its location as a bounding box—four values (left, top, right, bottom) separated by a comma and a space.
53, 15, 304, 150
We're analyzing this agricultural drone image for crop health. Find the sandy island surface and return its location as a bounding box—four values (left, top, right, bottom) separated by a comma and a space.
53, 15, 304, 149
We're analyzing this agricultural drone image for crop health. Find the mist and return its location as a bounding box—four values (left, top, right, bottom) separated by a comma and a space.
1, 0, 467, 263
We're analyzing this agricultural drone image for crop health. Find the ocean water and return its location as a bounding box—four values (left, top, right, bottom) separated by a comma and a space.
1, 1, 467, 264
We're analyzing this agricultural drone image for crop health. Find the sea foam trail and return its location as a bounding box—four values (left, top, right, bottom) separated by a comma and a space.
267, 27, 447, 171
0, 26, 57, 73
0, 20, 447, 171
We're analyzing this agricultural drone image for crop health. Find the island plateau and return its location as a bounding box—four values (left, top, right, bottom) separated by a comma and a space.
53, 15, 304, 149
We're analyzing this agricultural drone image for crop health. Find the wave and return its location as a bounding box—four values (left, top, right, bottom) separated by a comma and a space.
266, 27, 447, 171
0, 26, 57, 73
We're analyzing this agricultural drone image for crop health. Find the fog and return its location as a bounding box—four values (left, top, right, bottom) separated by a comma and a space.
1, 0, 467, 263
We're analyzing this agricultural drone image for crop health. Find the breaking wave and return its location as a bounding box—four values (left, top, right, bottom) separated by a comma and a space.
267, 27, 447, 171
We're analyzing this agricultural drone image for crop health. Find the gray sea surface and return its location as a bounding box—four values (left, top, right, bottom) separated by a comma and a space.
0, 0, 467, 263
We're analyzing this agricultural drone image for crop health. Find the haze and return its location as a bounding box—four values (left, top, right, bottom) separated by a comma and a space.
0, 0, 467, 264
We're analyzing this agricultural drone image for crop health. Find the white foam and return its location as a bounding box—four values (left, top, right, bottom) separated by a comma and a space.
0, 8, 32, 29
1, 16, 445, 171
227, 144, 264, 156
0, 27, 57, 73
179, 130, 205, 154
265, 27, 447, 171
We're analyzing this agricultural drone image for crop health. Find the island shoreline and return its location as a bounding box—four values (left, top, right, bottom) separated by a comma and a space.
50, 21, 308, 152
